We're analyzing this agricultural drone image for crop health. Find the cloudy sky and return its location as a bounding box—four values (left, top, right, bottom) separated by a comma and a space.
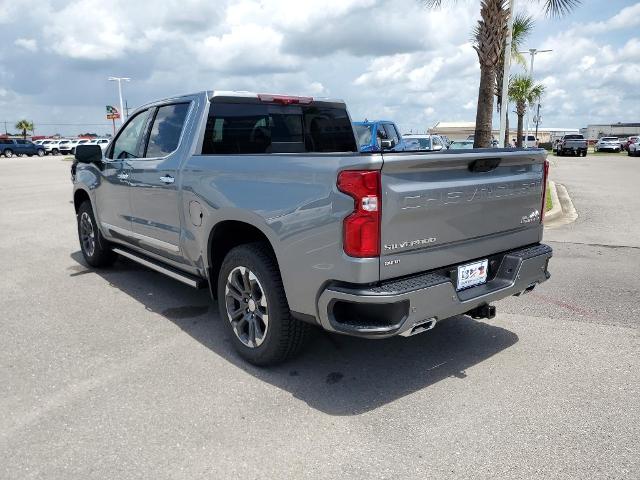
0, 0, 638, 136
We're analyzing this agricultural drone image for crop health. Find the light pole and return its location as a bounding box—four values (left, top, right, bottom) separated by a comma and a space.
108, 76, 130, 125
498, 0, 515, 148
518, 49, 551, 147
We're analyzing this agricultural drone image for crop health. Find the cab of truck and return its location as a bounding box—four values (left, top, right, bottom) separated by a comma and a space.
353, 120, 407, 152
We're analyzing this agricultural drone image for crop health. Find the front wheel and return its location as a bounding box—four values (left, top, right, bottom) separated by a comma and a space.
217, 243, 310, 365
77, 201, 116, 267
37, 149, 45, 157
52, 148, 59, 155
3, 149, 13, 158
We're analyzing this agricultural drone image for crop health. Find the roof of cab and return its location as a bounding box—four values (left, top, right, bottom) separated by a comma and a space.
209, 90, 345, 104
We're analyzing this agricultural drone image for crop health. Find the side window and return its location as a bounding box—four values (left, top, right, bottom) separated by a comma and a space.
383, 124, 400, 146
109, 110, 151, 159
145, 103, 190, 158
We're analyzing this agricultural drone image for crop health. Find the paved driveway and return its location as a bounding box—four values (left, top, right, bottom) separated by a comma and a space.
1, 154, 638, 479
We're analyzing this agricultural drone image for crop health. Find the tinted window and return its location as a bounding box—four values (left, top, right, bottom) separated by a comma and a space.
564, 135, 583, 140
202, 102, 357, 154
145, 103, 189, 157
110, 110, 151, 159
17, 140, 27, 144
383, 124, 400, 145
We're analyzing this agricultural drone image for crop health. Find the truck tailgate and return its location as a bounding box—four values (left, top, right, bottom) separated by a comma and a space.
379, 149, 547, 280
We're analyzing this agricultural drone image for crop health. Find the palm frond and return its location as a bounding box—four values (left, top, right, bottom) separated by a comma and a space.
541, 0, 581, 17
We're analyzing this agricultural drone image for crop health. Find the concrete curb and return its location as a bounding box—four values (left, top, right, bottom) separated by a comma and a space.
545, 180, 563, 222
545, 181, 578, 229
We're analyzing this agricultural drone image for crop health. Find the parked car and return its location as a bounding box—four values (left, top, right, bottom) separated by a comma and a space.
448, 140, 474, 149
71, 90, 552, 365
622, 136, 639, 152
86, 138, 111, 151
628, 141, 640, 157
0, 139, 46, 157
58, 139, 74, 155
402, 134, 446, 151
594, 137, 621, 153
70, 139, 91, 154
42, 139, 64, 155
353, 121, 406, 152
520, 135, 538, 148
466, 135, 499, 147
555, 134, 588, 156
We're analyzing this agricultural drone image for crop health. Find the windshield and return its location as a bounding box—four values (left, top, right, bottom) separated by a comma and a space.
565, 135, 583, 140
354, 124, 372, 147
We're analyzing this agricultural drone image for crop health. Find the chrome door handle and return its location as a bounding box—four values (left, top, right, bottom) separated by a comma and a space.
117, 173, 129, 180
159, 175, 175, 184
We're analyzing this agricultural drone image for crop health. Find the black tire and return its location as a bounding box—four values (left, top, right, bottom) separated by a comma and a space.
37, 149, 45, 157
52, 148, 59, 155
3, 149, 13, 158
217, 242, 310, 366
582, 151, 587, 157
77, 201, 116, 268
556, 149, 562, 157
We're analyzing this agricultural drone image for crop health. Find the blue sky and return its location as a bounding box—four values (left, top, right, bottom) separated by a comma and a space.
0, 0, 638, 136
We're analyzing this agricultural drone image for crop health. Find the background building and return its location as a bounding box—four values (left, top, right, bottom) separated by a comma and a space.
580, 123, 640, 141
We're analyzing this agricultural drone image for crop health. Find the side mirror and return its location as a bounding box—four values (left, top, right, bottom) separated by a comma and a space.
75, 144, 103, 165
380, 139, 393, 149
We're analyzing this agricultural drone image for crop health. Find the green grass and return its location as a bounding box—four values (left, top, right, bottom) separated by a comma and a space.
545, 181, 553, 212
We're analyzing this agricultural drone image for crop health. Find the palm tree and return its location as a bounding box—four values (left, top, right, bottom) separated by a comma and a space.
15, 120, 34, 140
495, 13, 534, 147
508, 75, 545, 147
424, 0, 580, 148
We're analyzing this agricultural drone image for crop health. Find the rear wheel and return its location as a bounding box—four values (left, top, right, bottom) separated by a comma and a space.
77, 201, 116, 267
217, 242, 310, 365
37, 149, 45, 157
3, 149, 13, 158
52, 148, 59, 155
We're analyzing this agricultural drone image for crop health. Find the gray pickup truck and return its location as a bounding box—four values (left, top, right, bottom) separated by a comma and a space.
72, 90, 552, 365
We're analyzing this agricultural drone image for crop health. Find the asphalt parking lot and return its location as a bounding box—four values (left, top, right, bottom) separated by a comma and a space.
1, 154, 638, 479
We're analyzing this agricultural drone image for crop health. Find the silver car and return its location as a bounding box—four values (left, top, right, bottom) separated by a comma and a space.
402, 134, 446, 151
628, 141, 640, 157
594, 137, 621, 153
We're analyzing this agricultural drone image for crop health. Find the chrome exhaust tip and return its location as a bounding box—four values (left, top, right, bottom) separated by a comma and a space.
400, 317, 438, 337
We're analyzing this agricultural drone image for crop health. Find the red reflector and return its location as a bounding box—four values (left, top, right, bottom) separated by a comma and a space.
257, 94, 313, 105
541, 159, 550, 223
337, 170, 381, 257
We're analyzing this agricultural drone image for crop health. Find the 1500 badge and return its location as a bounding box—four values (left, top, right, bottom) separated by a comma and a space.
384, 237, 437, 251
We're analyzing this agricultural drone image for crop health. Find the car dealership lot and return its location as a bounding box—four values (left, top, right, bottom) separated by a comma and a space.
1, 155, 638, 479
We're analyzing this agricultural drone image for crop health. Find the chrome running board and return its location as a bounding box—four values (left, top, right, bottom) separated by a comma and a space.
112, 247, 206, 289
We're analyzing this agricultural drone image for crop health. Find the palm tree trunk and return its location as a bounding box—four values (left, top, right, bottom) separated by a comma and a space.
516, 109, 524, 148
504, 110, 510, 147
22, 128, 27, 140
474, 64, 495, 148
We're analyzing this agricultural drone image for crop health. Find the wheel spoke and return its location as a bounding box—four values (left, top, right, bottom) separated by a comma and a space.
248, 317, 256, 347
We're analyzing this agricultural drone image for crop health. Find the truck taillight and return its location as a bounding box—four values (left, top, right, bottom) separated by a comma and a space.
540, 159, 550, 223
337, 170, 381, 257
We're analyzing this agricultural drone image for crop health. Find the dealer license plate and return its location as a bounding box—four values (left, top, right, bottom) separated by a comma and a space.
457, 259, 488, 291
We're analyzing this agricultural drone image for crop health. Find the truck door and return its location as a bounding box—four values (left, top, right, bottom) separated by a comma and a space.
127, 102, 191, 256
97, 108, 152, 242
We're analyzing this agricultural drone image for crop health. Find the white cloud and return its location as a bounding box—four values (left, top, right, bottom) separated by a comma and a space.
0, 0, 638, 135
14, 38, 38, 52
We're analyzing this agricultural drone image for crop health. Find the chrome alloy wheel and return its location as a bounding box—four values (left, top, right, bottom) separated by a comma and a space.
79, 211, 96, 257
225, 266, 269, 348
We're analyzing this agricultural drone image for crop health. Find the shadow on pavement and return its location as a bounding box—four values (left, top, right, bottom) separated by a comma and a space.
70, 251, 519, 416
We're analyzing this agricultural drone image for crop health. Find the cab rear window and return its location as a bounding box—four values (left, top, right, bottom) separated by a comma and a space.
201, 102, 357, 154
